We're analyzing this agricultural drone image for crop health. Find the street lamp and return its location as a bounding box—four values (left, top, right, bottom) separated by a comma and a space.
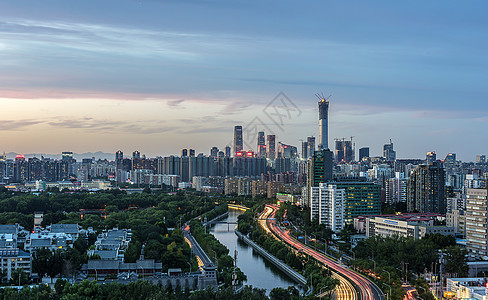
382, 269, 391, 282
382, 282, 391, 300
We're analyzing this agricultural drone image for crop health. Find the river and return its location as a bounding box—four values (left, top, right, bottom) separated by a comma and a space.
209, 208, 300, 293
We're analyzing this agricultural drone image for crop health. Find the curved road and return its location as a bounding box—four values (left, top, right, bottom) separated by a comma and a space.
263, 205, 384, 300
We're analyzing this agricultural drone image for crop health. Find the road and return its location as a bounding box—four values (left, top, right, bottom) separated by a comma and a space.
262, 205, 384, 300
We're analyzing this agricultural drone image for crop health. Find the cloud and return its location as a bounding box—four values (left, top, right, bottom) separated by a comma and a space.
0, 119, 43, 130
167, 99, 185, 108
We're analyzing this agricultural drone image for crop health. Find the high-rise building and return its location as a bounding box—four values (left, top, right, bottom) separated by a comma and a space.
444, 153, 456, 169
210, 147, 219, 158
307, 136, 315, 158
335, 140, 344, 163
189, 149, 195, 157
257, 131, 266, 158
383, 139, 396, 161
301, 141, 308, 159
277, 142, 298, 159
426, 151, 437, 164
343, 140, 354, 163
386, 172, 408, 204
181, 149, 188, 157
318, 97, 329, 150
465, 188, 488, 256
62, 152, 73, 162
225, 146, 231, 158
476, 155, 486, 164
234, 126, 243, 155
267, 135, 276, 160
115, 150, 123, 162
359, 147, 370, 161
14, 155, 27, 183
310, 183, 345, 232
407, 161, 446, 214
132, 151, 141, 160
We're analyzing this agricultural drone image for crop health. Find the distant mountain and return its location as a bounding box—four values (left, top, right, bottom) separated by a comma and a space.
3, 151, 115, 161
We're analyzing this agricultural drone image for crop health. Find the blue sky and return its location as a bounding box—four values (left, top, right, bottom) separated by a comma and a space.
0, 1, 487, 161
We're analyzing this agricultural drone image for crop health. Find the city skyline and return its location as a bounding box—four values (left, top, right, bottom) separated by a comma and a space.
1, 1, 487, 161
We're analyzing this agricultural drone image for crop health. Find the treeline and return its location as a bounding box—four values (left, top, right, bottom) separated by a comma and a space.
0, 279, 270, 300
352, 234, 467, 300
352, 234, 467, 276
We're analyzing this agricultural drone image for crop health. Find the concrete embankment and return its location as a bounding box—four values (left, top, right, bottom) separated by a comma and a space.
235, 230, 307, 286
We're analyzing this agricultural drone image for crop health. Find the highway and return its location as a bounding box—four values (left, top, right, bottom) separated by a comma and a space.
262, 205, 384, 300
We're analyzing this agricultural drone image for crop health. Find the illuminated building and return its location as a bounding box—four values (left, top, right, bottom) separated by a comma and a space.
318, 96, 329, 150
407, 161, 446, 214
307, 136, 315, 158
359, 147, 369, 161
331, 181, 381, 223
210, 147, 219, 158
266, 135, 276, 160
383, 139, 396, 162
465, 188, 488, 256
310, 183, 345, 231
234, 126, 243, 155
257, 131, 266, 158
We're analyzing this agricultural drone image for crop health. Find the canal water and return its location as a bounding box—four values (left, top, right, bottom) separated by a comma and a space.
210, 209, 299, 293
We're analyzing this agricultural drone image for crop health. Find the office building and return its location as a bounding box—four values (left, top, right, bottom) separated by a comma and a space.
407, 161, 446, 214
257, 131, 266, 158
210, 147, 219, 158
234, 126, 243, 155
267, 135, 276, 160
476, 155, 486, 164
277, 142, 298, 159
358, 147, 369, 161
0, 248, 31, 280
335, 140, 344, 163
383, 139, 396, 162
318, 96, 329, 150
307, 136, 315, 158
465, 188, 488, 256
225, 146, 231, 158
301, 141, 308, 159
426, 151, 437, 164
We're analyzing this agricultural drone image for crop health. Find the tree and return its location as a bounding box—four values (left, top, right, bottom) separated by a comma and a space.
444, 246, 468, 277
10, 268, 29, 286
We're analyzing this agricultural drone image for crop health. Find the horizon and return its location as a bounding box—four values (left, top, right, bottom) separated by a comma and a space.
1, 1, 487, 162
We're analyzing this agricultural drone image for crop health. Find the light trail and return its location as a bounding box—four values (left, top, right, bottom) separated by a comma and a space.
262, 204, 384, 300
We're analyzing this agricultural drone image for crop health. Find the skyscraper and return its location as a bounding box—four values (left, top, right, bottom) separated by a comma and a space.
301, 141, 308, 159
267, 135, 276, 160
115, 150, 124, 162
359, 147, 370, 161
181, 149, 188, 157
426, 151, 437, 164
210, 147, 219, 158
225, 146, 231, 158
465, 188, 488, 256
318, 97, 329, 150
234, 126, 243, 155
335, 140, 344, 163
383, 139, 396, 161
407, 161, 446, 214
307, 136, 315, 158
257, 131, 266, 158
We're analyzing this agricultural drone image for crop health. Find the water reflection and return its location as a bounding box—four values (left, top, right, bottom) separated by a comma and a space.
210, 209, 300, 293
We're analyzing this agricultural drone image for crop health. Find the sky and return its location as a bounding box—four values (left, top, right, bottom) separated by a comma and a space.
0, 0, 487, 161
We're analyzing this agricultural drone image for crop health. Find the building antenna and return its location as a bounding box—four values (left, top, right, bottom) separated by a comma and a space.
315, 93, 332, 101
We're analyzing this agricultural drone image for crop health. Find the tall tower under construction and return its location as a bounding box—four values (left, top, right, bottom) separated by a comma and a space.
318, 95, 329, 150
